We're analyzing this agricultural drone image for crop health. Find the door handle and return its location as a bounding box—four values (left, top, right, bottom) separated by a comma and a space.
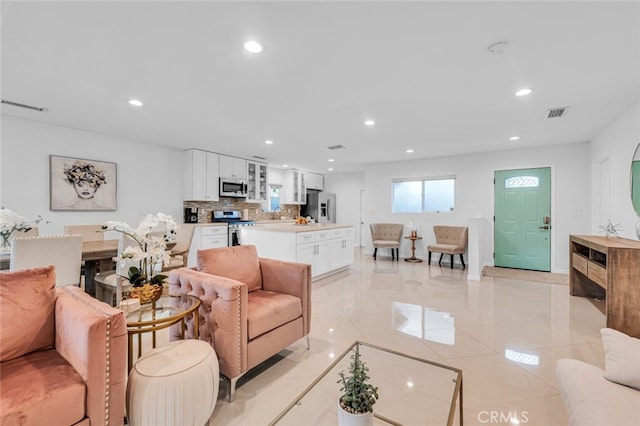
539, 225, 550, 230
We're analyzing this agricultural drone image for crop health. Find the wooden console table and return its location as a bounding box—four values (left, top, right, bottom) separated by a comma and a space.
404, 236, 423, 263
569, 235, 640, 338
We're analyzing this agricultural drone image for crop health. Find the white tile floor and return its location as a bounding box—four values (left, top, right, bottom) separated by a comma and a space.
198, 248, 606, 425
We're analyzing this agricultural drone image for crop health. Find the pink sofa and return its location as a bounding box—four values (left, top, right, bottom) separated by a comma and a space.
0, 266, 127, 426
169, 245, 311, 401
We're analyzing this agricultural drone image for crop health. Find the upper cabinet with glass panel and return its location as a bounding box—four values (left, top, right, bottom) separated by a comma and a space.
631, 143, 640, 216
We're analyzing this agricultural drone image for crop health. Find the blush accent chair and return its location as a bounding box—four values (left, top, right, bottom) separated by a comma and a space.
370, 223, 404, 261
0, 265, 127, 426
168, 245, 311, 402
427, 226, 468, 269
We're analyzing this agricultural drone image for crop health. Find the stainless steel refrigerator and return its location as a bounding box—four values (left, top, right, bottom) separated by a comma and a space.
302, 191, 336, 223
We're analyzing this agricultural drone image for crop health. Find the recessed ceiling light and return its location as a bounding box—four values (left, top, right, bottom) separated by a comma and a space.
328, 168, 334, 171
406, 149, 414, 153
488, 41, 509, 55
265, 140, 273, 145
515, 88, 533, 97
128, 99, 143, 107
328, 158, 335, 162
365, 119, 375, 126
244, 40, 263, 53
282, 164, 288, 168
509, 136, 520, 141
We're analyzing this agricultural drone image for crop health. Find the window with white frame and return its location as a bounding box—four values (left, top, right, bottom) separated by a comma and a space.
269, 184, 281, 212
392, 177, 455, 213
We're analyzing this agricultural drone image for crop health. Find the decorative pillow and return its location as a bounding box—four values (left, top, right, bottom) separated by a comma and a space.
0, 265, 57, 362
197, 245, 262, 292
601, 328, 640, 390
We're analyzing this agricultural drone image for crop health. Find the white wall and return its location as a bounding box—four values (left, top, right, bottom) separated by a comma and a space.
362, 142, 591, 272
589, 102, 640, 239
324, 171, 365, 246
1, 116, 184, 235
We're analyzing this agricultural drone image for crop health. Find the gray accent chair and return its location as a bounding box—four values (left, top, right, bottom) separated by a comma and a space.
427, 226, 468, 269
370, 223, 404, 261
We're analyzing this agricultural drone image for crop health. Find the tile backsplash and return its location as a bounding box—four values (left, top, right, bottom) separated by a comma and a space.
183, 199, 300, 223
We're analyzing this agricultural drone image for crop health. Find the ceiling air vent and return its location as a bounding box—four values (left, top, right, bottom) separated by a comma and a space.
253, 155, 267, 160
546, 107, 568, 119
1, 99, 49, 112
327, 144, 347, 150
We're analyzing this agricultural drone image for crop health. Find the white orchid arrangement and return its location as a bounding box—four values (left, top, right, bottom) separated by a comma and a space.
0, 208, 44, 249
102, 212, 177, 287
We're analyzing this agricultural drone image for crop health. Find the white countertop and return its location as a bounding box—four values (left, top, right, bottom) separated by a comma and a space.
255, 220, 295, 224
247, 223, 353, 233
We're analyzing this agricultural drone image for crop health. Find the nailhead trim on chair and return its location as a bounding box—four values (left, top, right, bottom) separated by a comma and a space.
62, 288, 116, 426
234, 284, 242, 377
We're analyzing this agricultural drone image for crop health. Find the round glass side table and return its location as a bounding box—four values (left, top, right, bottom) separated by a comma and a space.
125, 294, 201, 371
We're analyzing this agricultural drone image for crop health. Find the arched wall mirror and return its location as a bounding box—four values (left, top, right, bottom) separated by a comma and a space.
631, 143, 640, 217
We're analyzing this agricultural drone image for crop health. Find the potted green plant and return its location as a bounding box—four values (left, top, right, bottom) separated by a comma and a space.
337, 345, 379, 426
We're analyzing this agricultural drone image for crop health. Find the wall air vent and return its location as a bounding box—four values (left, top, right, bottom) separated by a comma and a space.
327, 144, 347, 150
1, 99, 49, 112
546, 107, 568, 119
253, 155, 267, 160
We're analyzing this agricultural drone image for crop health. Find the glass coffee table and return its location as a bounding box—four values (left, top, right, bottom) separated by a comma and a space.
270, 341, 463, 425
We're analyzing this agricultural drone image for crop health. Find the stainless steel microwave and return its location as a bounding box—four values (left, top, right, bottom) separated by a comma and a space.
220, 177, 247, 197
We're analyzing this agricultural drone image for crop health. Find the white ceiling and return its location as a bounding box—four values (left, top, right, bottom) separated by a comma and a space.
2, 1, 639, 174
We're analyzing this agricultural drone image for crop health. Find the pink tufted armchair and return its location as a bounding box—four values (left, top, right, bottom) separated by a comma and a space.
168, 245, 311, 402
0, 265, 127, 426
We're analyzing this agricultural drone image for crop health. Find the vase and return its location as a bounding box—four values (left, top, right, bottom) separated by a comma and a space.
127, 283, 164, 305
337, 401, 374, 426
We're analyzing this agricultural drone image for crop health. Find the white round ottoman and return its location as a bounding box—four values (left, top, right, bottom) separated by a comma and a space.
126, 339, 219, 426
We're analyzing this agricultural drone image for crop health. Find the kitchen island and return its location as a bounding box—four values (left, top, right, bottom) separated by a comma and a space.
241, 223, 354, 280
187, 223, 228, 267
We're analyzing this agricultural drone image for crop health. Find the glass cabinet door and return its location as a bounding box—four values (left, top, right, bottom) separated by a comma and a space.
247, 161, 267, 201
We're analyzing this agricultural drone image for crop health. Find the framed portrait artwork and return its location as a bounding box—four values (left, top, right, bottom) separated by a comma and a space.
50, 155, 117, 211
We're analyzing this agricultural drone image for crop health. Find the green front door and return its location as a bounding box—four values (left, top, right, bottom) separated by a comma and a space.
494, 167, 551, 271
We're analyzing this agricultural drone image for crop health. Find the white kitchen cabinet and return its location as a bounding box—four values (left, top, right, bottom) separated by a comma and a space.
297, 241, 316, 269
247, 161, 268, 201
183, 149, 219, 201
241, 225, 353, 279
187, 225, 228, 267
342, 227, 354, 265
315, 238, 330, 275
283, 169, 307, 204
329, 229, 345, 270
307, 172, 324, 190
219, 155, 247, 179
267, 167, 284, 185
298, 230, 331, 276
329, 227, 354, 270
